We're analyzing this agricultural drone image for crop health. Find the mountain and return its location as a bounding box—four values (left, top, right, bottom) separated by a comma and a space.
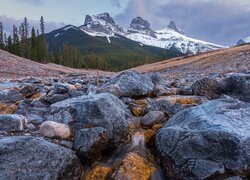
236, 36, 250, 46
80, 13, 225, 54
46, 25, 186, 71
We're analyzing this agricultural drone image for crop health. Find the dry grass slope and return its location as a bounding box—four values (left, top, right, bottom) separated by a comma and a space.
133, 44, 250, 78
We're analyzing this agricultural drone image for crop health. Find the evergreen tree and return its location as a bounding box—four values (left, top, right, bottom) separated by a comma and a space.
12, 25, 20, 55
7, 35, 12, 52
31, 27, 37, 60
39, 16, 48, 62
0, 22, 4, 49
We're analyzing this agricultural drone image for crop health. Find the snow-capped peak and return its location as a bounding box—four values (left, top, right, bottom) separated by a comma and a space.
167, 21, 185, 34
80, 12, 125, 37
236, 36, 250, 45
127, 17, 156, 38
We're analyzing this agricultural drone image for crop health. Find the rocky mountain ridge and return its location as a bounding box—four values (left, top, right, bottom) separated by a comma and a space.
80, 12, 226, 54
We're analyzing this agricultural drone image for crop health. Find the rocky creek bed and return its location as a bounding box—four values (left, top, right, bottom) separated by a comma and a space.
0, 70, 250, 179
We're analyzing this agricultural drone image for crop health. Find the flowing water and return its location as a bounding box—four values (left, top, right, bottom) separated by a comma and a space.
82, 129, 166, 179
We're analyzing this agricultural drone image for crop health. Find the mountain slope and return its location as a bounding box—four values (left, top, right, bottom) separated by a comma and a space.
133, 44, 250, 78
46, 25, 186, 71
0, 49, 112, 80
80, 13, 225, 54
237, 36, 250, 46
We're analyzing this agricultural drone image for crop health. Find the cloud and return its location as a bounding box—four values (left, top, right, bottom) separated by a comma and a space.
0, 15, 65, 35
115, 0, 250, 45
14, 0, 44, 5
110, 0, 121, 8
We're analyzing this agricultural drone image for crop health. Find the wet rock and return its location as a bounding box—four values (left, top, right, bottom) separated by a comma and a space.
85, 165, 112, 180
141, 111, 165, 128
0, 136, 81, 179
0, 114, 27, 132
39, 121, 71, 139
73, 127, 109, 163
156, 96, 250, 179
112, 152, 156, 180
0, 89, 23, 103
99, 71, 154, 98
191, 77, 224, 99
46, 93, 132, 147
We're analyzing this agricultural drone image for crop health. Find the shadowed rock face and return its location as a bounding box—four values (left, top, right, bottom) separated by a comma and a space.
99, 71, 155, 98
46, 93, 132, 147
156, 96, 250, 179
0, 136, 81, 179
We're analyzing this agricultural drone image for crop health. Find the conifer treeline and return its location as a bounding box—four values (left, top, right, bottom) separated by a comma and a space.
0, 17, 159, 71
0, 17, 48, 62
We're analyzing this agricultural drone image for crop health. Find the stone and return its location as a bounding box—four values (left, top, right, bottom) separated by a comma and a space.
84, 165, 112, 180
73, 127, 109, 163
99, 71, 154, 98
53, 83, 70, 94
46, 93, 132, 147
0, 103, 18, 114
16, 99, 49, 125
150, 85, 176, 97
0, 114, 27, 132
224, 74, 250, 102
112, 152, 156, 180
59, 140, 73, 149
141, 111, 165, 128
156, 96, 250, 179
18, 84, 40, 98
46, 94, 69, 104
0, 136, 81, 179
0, 89, 23, 103
39, 121, 71, 139
191, 77, 223, 99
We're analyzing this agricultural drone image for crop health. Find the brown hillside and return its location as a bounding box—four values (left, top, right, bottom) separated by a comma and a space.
0, 50, 113, 80
133, 44, 250, 78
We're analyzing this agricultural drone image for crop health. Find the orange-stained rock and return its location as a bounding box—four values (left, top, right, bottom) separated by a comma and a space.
84, 165, 112, 180
30, 93, 42, 100
112, 152, 156, 180
0, 103, 18, 114
142, 129, 156, 146
151, 124, 164, 131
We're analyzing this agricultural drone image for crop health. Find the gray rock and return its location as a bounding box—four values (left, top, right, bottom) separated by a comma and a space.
0, 114, 27, 132
53, 83, 70, 94
0, 136, 81, 179
59, 140, 73, 149
18, 84, 40, 98
0, 89, 23, 103
73, 127, 109, 163
98, 71, 154, 98
16, 99, 49, 124
141, 111, 165, 128
224, 74, 250, 102
156, 96, 250, 179
46, 94, 69, 104
46, 93, 132, 147
191, 77, 223, 99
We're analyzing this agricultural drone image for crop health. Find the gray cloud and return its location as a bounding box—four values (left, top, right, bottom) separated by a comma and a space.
115, 0, 250, 45
14, 0, 44, 5
0, 15, 65, 35
110, 0, 121, 8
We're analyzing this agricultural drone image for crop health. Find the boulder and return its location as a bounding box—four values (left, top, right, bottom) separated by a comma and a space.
46, 93, 132, 147
0, 114, 27, 132
16, 99, 49, 124
18, 84, 40, 98
156, 96, 250, 179
53, 83, 70, 94
39, 121, 71, 139
73, 127, 109, 163
0, 136, 81, 179
45, 94, 69, 104
0, 89, 23, 103
98, 71, 154, 98
224, 74, 250, 102
141, 111, 165, 128
191, 77, 223, 99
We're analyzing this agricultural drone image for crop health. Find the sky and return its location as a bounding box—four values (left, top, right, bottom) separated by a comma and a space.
0, 0, 250, 45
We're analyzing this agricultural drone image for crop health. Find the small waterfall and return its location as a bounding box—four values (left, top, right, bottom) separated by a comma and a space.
131, 131, 145, 148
